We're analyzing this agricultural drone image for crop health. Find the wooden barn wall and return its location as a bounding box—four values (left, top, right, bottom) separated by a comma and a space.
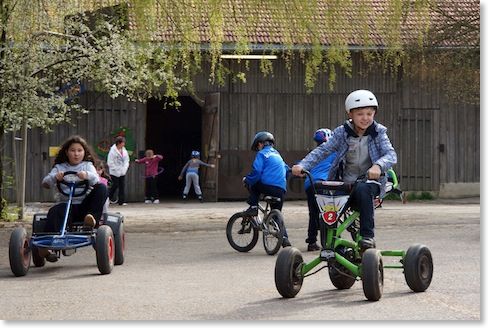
2, 53, 479, 203
200, 52, 479, 199
3, 91, 146, 202
215, 53, 403, 199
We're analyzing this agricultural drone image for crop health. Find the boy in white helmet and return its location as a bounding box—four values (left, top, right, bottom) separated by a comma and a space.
292, 90, 397, 250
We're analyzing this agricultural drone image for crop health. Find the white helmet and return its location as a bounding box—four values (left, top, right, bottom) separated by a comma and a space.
345, 90, 378, 113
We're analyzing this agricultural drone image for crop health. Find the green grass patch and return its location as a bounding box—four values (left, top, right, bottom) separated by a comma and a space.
406, 191, 435, 201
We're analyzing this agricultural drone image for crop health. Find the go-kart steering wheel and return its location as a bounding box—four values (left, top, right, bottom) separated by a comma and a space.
56, 171, 89, 197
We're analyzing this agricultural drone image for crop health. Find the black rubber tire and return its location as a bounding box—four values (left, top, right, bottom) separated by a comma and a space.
31, 246, 46, 267
404, 244, 433, 292
275, 247, 304, 298
113, 222, 125, 265
95, 225, 115, 274
226, 212, 259, 252
9, 227, 31, 277
263, 209, 284, 255
361, 249, 384, 301
328, 263, 356, 289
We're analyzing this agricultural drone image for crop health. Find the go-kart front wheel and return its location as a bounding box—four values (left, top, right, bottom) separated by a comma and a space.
113, 221, 125, 265
95, 225, 115, 274
404, 244, 433, 292
9, 227, 31, 277
275, 247, 304, 298
361, 249, 384, 301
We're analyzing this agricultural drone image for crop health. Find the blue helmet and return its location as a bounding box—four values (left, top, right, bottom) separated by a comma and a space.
251, 131, 275, 151
313, 128, 333, 144
191, 150, 200, 158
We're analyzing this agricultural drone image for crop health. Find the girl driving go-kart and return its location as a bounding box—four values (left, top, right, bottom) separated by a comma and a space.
8, 135, 125, 276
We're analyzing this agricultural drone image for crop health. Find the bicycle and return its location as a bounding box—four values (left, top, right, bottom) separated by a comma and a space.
274, 169, 433, 301
226, 196, 285, 255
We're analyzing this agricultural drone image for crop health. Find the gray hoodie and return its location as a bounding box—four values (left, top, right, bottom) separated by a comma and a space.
42, 161, 99, 204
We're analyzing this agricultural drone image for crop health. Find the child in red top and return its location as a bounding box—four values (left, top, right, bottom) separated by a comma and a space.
135, 149, 163, 204
96, 161, 111, 213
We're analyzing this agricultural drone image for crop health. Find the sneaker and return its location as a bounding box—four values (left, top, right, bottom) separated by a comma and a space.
83, 214, 96, 228
38, 248, 58, 262
359, 237, 376, 251
153, 199, 160, 204
182, 194, 187, 200
46, 252, 58, 263
145, 200, 152, 204
120, 203, 128, 206
282, 238, 292, 248
242, 206, 258, 216
198, 196, 203, 203
307, 243, 320, 251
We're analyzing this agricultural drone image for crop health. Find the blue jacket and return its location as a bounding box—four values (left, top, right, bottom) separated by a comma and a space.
304, 152, 337, 191
245, 145, 289, 191
299, 121, 397, 198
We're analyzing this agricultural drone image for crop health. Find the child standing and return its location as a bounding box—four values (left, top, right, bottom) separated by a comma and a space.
96, 160, 111, 213
107, 136, 130, 206
304, 128, 337, 251
242, 131, 291, 247
292, 90, 397, 251
135, 149, 163, 204
178, 150, 215, 202
41, 135, 107, 262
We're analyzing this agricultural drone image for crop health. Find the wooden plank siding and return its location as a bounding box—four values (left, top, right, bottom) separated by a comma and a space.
1, 53, 479, 202
3, 92, 147, 203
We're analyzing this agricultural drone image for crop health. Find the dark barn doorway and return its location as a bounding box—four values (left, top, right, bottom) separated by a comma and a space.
145, 96, 202, 199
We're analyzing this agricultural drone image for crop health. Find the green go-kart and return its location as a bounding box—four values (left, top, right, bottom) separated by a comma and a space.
274, 169, 433, 301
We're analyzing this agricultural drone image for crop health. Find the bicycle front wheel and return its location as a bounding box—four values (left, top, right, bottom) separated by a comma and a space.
226, 212, 259, 252
263, 209, 284, 255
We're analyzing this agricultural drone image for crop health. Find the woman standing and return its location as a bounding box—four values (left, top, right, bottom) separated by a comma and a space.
107, 136, 130, 205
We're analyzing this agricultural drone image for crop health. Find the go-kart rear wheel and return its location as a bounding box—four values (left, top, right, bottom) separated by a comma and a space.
404, 244, 433, 292
31, 246, 46, 267
95, 225, 115, 274
113, 221, 125, 265
361, 249, 384, 301
263, 210, 284, 255
226, 213, 259, 252
9, 227, 31, 277
275, 247, 304, 298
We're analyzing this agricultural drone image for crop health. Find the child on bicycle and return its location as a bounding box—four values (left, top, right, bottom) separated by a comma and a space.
292, 90, 397, 251
41, 135, 107, 261
305, 128, 336, 251
178, 150, 215, 202
135, 149, 163, 204
242, 131, 292, 247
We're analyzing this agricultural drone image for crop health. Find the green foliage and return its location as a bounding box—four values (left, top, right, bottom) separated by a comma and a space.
406, 191, 435, 201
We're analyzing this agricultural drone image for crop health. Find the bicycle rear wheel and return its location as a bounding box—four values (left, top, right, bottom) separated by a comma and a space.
226, 212, 259, 252
263, 209, 284, 255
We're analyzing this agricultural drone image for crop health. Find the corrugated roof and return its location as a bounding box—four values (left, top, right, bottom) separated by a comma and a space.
128, 0, 479, 48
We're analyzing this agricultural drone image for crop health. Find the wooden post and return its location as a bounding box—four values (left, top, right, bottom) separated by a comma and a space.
17, 120, 27, 221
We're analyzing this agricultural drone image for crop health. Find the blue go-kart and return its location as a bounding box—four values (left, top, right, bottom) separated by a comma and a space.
9, 171, 125, 277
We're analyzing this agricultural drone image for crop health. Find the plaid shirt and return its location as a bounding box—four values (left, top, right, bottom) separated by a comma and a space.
299, 121, 397, 198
